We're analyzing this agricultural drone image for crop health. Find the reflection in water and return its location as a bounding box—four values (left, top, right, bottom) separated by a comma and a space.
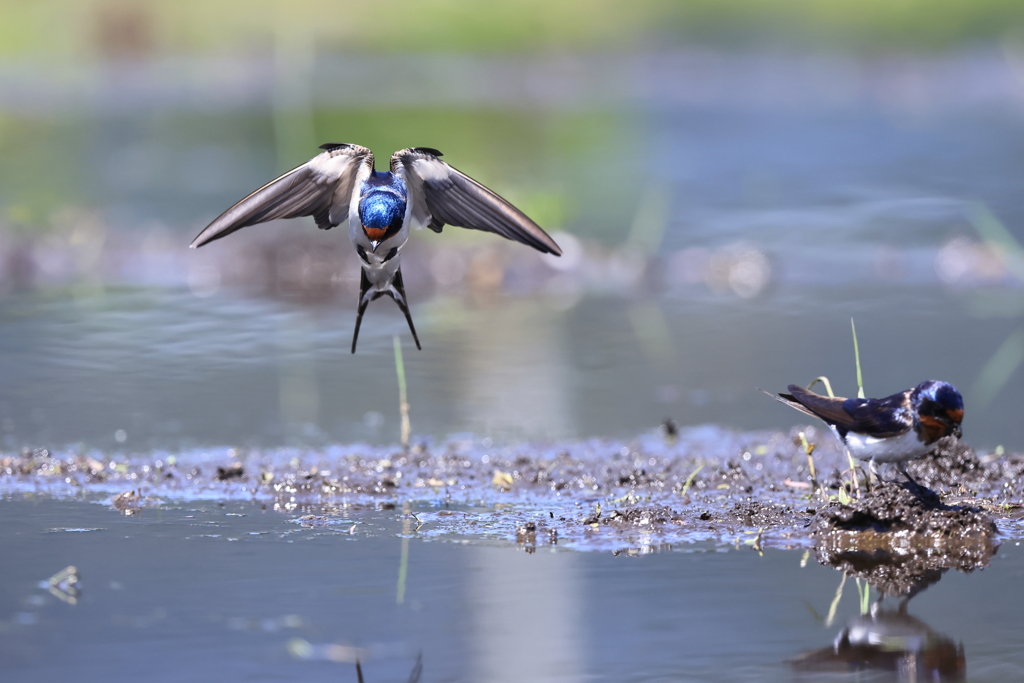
453, 301, 574, 440
43, 566, 80, 606
356, 653, 422, 683
795, 506, 999, 681
816, 512, 1000, 598
277, 312, 321, 432
469, 549, 582, 683
793, 595, 965, 680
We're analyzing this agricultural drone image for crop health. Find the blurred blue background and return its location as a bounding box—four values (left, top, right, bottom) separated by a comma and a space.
2, 0, 1024, 451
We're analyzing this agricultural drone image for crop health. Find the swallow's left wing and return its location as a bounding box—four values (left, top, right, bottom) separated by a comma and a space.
191, 143, 373, 248
391, 147, 562, 255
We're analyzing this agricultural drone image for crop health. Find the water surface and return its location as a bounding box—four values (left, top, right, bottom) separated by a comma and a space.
3, 497, 1023, 682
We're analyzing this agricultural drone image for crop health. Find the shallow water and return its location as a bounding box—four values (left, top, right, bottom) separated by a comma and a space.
0, 280, 1019, 451
3, 496, 1024, 682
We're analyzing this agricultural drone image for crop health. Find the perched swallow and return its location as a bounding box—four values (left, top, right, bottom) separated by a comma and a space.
190, 144, 562, 352
770, 380, 964, 482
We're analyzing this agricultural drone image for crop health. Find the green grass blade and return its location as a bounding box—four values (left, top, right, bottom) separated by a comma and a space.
394, 335, 411, 449
680, 464, 703, 496
851, 318, 865, 399
807, 375, 835, 398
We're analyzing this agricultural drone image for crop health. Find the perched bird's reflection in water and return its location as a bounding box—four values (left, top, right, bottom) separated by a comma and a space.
791, 592, 965, 680
355, 653, 422, 683
794, 475, 1000, 680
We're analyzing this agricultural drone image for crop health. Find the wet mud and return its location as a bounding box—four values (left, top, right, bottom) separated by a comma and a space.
2, 426, 1022, 554
814, 482, 1000, 597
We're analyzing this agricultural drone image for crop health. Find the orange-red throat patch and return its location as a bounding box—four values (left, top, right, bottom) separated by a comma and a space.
919, 415, 950, 443
363, 226, 387, 241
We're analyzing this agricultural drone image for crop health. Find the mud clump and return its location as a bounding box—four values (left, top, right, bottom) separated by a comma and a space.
111, 489, 142, 515
906, 437, 983, 489
814, 482, 999, 596
215, 463, 245, 481
815, 481, 995, 537
727, 501, 804, 528
582, 505, 686, 527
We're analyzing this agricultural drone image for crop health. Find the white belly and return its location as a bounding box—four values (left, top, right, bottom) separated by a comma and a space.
836, 428, 930, 464
348, 204, 409, 292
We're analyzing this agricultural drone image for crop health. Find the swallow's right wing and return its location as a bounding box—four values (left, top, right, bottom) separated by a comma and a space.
391, 147, 562, 256
190, 143, 373, 248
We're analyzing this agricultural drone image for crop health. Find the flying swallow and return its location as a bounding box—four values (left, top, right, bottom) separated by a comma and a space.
770, 380, 964, 482
190, 144, 562, 352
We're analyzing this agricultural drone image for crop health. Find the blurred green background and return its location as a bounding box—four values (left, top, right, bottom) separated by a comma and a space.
6, 0, 1024, 58
4, 0, 1024, 237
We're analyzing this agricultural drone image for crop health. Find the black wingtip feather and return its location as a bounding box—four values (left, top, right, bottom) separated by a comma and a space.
412, 147, 443, 157
319, 142, 350, 151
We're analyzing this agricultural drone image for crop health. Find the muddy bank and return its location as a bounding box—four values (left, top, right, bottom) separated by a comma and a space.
814, 482, 1000, 596
2, 426, 1022, 551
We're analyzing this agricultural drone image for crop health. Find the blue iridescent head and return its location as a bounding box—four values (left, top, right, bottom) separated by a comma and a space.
359, 191, 405, 248
911, 380, 964, 440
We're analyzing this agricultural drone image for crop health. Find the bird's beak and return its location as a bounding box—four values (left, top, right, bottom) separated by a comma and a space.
370, 241, 380, 253
952, 424, 963, 439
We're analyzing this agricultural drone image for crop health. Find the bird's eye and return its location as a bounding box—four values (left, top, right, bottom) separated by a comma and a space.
356, 245, 370, 264
382, 247, 399, 263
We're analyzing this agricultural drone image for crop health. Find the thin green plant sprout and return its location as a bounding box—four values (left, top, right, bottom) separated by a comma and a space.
393, 336, 411, 449
680, 464, 703, 497
806, 376, 835, 398
798, 432, 826, 501
825, 573, 847, 628
856, 578, 871, 615
851, 318, 865, 399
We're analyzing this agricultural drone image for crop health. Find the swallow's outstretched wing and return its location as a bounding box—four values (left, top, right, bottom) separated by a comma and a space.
190, 143, 374, 248
391, 147, 562, 256
773, 384, 912, 438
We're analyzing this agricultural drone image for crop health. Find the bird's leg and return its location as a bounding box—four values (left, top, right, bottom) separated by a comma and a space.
897, 595, 911, 614
388, 268, 422, 351
351, 269, 374, 354
840, 447, 863, 499
867, 460, 881, 490
897, 461, 921, 489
